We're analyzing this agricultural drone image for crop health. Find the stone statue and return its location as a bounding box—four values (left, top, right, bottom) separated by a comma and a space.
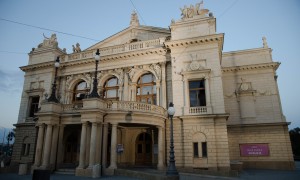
262, 36, 268, 48
180, 1, 209, 19
72, 43, 81, 53
41, 33, 58, 48
130, 10, 140, 26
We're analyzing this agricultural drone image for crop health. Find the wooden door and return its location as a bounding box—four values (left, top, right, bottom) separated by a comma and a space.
135, 132, 152, 165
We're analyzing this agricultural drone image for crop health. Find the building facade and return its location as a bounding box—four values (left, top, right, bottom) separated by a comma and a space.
11, 2, 294, 177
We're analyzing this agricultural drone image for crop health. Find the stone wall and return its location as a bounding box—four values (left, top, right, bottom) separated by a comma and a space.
227, 124, 295, 170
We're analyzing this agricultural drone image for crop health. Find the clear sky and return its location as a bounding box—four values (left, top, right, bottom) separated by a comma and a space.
0, 0, 299, 130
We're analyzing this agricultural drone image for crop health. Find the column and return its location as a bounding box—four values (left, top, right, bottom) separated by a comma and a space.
157, 126, 165, 170
50, 125, 59, 168
88, 122, 98, 167
131, 83, 137, 101
118, 86, 123, 101
123, 72, 129, 101
96, 123, 103, 164
85, 124, 91, 166
102, 123, 108, 168
56, 124, 65, 166
156, 83, 161, 106
41, 124, 53, 167
109, 123, 118, 169
78, 122, 87, 168
34, 124, 45, 167
205, 77, 211, 112
161, 62, 167, 108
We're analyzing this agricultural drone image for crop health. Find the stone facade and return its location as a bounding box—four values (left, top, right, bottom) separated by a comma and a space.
11, 2, 294, 178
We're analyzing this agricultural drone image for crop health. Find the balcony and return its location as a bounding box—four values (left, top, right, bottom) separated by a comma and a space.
62, 101, 166, 117
184, 106, 212, 116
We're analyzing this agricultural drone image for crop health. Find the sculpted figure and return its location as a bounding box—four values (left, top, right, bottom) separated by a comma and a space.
180, 5, 188, 19
72, 43, 81, 53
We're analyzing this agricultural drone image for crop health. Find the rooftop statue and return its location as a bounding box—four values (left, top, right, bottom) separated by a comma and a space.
130, 10, 140, 26
38, 33, 58, 48
180, 1, 209, 19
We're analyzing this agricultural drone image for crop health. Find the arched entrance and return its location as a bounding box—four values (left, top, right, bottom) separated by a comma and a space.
135, 132, 152, 165
64, 131, 79, 164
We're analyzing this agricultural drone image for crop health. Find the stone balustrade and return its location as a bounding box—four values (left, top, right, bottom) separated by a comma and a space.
184, 106, 212, 115
64, 39, 162, 62
62, 100, 166, 116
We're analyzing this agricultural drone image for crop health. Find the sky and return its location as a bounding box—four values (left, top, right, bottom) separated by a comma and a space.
0, 0, 299, 132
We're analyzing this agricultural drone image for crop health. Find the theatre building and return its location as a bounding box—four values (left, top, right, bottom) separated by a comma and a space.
11, 2, 294, 177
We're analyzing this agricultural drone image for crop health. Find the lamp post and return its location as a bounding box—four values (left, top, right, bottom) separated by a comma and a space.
89, 49, 100, 98
48, 57, 60, 103
166, 102, 179, 176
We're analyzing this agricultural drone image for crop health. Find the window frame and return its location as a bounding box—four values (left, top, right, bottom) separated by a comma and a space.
188, 79, 206, 107
28, 96, 40, 117
136, 73, 156, 105
73, 81, 88, 103
103, 77, 119, 100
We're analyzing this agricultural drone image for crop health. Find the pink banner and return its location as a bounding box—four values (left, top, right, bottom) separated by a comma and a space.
240, 144, 269, 156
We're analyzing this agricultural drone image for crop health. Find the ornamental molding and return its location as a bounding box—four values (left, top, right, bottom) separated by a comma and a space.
164, 33, 224, 48
128, 63, 162, 83
222, 62, 280, 72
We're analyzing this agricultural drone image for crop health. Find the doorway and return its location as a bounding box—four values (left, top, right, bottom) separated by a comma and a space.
64, 131, 79, 164
135, 132, 152, 165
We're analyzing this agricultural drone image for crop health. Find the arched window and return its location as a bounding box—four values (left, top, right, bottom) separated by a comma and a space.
73, 81, 88, 102
136, 73, 156, 105
103, 77, 119, 100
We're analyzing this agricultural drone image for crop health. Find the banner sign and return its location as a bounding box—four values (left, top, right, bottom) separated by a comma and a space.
240, 144, 269, 156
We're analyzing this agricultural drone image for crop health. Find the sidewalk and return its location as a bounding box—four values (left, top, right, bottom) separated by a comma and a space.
0, 161, 299, 180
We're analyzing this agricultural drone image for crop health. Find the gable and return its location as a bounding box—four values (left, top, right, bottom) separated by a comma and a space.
87, 25, 170, 50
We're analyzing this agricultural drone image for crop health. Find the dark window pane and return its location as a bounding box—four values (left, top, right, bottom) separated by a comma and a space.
138, 144, 142, 153
21, 144, 26, 156
190, 91, 198, 107
189, 80, 205, 89
146, 144, 151, 153
199, 90, 206, 106
29, 96, 40, 117
106, 89, 117, 98
139, 134, 144, 141
26, 144, 30, 156
193, 142, 199, 157
202, 142, 207, 157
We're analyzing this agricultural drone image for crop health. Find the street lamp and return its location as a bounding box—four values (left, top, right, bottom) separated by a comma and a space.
166, 102, 179, 176
89, 49, 100, 98
48, 57, 60, 103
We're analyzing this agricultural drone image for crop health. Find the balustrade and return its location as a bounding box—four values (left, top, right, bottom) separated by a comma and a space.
66, 38, 163, 61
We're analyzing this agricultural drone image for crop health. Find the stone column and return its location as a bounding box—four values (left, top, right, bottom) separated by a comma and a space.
156, 83, 161, 106
56, 124, 65, 167
109, 123, 118, 169
78, 122, 87, 168
50, 125, 59, 168
157, 126, 165, 170
41, 124, 53, 168
88, 122, 98, 167
34, 124, 45, 167
85, 124, 91, 166
131, 83, 137, 101
205, 77, 211, 112
161, 62, 167, 108
96, 123, 103, 164
102, 123, 108, 168
119, 86, 123, 101
123, 72, 129, 101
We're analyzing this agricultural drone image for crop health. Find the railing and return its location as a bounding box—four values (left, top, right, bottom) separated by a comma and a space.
65, 38, 162, 61
62, 103, 83, 112
62, 101, 166, 117
184, 106, 211, 115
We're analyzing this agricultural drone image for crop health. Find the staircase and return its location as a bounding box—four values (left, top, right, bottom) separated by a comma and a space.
55, 168, 75, 175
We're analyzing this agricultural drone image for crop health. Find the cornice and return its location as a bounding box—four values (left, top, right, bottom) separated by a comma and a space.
222, 62, 280, 72
227, 122, 290, 128
164, 33, 224, 48
20, 61, 53, 72
222, 47, 272, 57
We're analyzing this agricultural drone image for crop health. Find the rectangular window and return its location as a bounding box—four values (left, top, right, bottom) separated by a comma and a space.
189, 80, 206, 107
193, 142, 199, 157
29, 96, 40, 117
202, 142, 207, 157
21, 144, 26, 156
26, 144, 30, 156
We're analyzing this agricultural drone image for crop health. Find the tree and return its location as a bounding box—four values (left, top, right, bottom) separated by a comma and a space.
289, 127, 300, 159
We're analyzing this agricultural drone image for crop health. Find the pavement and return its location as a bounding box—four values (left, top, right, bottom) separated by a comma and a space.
0, 161, 299, 180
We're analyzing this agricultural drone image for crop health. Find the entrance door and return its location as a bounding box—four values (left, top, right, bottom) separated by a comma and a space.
135, 132, 152, 165
64, 132, 79, 164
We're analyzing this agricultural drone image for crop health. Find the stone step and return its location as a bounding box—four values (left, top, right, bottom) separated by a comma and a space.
55, 168, 75, 175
